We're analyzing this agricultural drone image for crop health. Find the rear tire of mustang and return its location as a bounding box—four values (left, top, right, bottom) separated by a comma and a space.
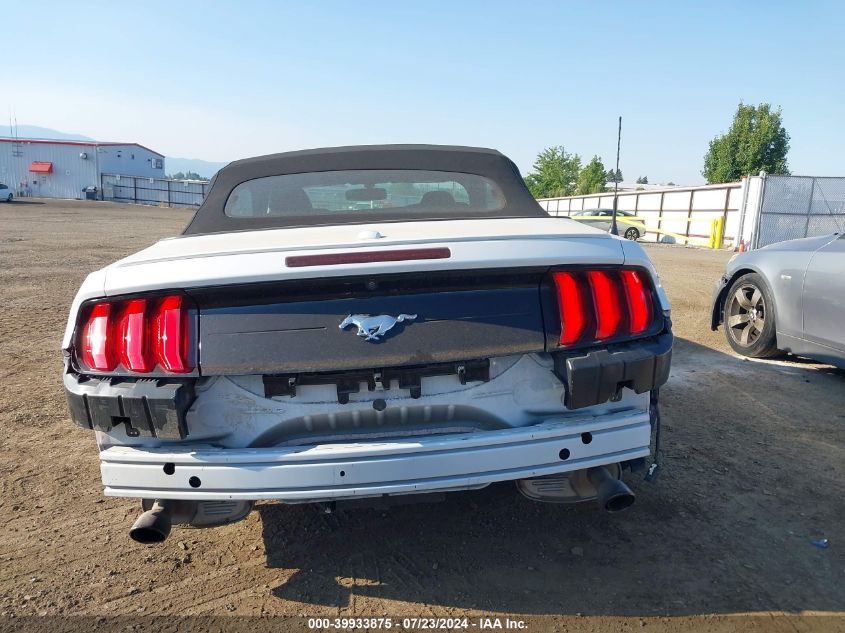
723, 272, 779, 358
624, 227, 639, 240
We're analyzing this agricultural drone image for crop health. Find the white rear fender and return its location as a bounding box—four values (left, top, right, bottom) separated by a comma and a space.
61, 269, 107, 350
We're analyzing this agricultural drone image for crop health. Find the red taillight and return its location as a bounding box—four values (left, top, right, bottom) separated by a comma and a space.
621, 270, 652, 335
117, 299, 152, 373
587, 271, 624, 340
552, 268, 656, 346
153, 295, 193, 373
77, 294, 193, 374
553, 272, 588, 345
80, 303, 117, 371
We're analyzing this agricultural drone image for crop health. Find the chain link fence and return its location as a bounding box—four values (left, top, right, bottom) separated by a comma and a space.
755, 176, 845, 248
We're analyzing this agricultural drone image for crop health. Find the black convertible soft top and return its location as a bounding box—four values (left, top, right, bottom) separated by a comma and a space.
183, 144, 546, 235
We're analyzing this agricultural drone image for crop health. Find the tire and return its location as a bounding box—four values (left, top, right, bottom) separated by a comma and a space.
6, 194, 13, 202
723, 272, 779, 358
624, 227, 640, 241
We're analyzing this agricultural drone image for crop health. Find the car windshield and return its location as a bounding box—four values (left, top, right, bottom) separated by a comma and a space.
225, 169, 505, 218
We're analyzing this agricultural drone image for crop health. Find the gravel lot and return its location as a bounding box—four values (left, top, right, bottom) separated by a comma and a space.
1, 199, 843, 632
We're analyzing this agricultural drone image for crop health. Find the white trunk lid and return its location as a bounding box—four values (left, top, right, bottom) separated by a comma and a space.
103, 217, 623, 295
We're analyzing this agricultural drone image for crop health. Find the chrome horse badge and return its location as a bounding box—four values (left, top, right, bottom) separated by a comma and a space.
339, 313, 417, 341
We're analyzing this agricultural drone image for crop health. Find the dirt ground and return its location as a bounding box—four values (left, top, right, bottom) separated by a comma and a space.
1, 199, 843, 632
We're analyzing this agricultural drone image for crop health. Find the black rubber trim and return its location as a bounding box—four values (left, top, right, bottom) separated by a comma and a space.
64, 372, 195, 439
264, 359, 490, 404
552, 325, 672, 410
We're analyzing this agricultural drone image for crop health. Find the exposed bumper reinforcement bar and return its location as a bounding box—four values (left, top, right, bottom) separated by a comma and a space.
99, 411, 651, 501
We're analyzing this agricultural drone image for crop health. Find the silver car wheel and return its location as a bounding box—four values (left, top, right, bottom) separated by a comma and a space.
727, 283, 766, 347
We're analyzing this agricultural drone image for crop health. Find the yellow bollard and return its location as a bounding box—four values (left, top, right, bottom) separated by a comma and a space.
709, 217, 725, 249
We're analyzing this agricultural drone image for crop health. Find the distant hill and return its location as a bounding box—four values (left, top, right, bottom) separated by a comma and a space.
165, 157, 228, 180
1, 125, 228, 180
0, 124, 95, 141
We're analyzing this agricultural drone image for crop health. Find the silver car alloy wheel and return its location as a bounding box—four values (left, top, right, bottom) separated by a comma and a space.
727, 283, 766, 347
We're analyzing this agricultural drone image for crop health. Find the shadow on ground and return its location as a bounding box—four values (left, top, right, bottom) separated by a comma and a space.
5, 199, 45, 205
255, 338, 845, 616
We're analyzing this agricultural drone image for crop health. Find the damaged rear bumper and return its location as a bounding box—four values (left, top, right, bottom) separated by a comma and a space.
99, 410, 652, 502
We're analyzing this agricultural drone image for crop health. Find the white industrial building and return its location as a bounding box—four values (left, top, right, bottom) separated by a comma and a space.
0, 137, 165, 200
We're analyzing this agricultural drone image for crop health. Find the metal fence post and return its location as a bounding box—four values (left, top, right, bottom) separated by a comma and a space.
802, 177, 816, 239
751, 172, 767, 250
657, 192, 665, 241
721, 187, 731, 248
736, 177, 749, 247
686, 190, 695, 242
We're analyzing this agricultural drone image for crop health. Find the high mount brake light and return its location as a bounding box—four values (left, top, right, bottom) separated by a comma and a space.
552, 268, 657, 346
285, 247, 451, 268
77, 295, 194, 375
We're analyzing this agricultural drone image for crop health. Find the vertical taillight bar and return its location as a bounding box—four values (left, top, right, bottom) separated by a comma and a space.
80, 303, 117, 371
152, 296, 193, 373
620, 270, 652, 335
587, 271, 624, 340
117, 299, 152, 372
552, 272, 588, 345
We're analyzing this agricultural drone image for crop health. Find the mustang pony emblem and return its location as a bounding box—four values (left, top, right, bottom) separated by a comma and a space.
339, 313, 417, 341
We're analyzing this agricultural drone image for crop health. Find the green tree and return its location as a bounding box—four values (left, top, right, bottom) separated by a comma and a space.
606, 168, 623, 183
168, 171, 207, 180
576, 155, 607, 195
636, 176, 649, 184
703, 102, 790, 183
524, 146, 582, 198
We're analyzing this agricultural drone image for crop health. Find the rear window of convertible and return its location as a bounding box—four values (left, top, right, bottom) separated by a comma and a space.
224, 170, 506, 218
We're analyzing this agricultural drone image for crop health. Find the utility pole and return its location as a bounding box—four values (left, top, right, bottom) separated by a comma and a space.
610, 116, 622, 236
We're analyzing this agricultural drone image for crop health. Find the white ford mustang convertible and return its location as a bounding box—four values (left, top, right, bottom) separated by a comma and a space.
62, 145, 672, 543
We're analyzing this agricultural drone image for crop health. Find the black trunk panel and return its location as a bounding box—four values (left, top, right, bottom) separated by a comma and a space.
193, 271, 547, 375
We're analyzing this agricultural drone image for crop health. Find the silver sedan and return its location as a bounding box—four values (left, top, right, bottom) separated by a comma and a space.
711, 233, 845, 368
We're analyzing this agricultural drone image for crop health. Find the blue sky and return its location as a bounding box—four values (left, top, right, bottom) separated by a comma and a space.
4, 1, 843, 183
